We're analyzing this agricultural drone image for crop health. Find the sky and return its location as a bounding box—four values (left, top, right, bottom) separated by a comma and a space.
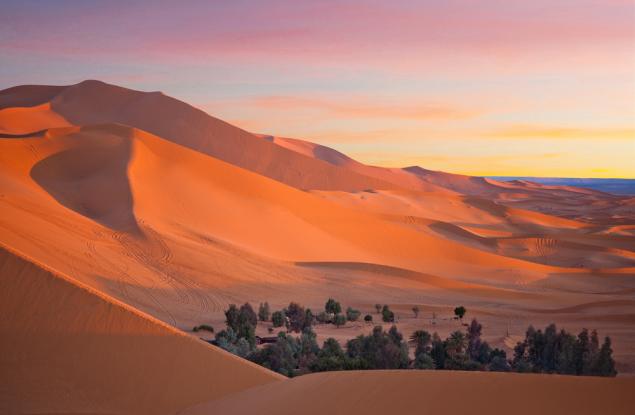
2, 0, 634, 178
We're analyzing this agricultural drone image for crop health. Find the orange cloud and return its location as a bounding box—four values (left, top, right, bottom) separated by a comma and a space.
486, 125, 635, 140
247, 96, 477, 121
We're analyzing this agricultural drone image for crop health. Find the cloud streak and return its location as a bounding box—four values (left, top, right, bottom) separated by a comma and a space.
246, 96, 477, 121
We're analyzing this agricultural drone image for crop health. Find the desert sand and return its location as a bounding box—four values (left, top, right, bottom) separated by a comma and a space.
182, 370, 635, 415
1, 80, 634, 414
0, 244, 281, 415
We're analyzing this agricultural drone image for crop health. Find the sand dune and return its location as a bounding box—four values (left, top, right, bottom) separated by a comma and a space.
260, 134, 453, 193
1, 81, 396, 191
182, 370, 635, 415
0, 244, 281, 415
262, 133, 633, 225
1, 80, 634, 414
0, 123, 566, 285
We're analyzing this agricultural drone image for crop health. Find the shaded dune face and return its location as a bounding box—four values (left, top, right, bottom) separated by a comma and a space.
30, 125, 139, 232
0, 245, 282, 415
0, 84, 66, 109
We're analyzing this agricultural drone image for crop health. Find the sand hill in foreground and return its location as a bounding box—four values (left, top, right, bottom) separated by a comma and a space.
0, 245, 281, 415
183, 370, 635, 415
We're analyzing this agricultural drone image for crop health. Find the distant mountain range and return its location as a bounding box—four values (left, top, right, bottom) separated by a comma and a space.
488, 177, 635, 195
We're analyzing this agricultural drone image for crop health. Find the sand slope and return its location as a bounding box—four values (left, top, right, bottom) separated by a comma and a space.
182, 370, 635, 415
0, 244, 281, 415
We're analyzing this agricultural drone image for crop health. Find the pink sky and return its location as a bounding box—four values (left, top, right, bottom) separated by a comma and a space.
2, 0, 634, 177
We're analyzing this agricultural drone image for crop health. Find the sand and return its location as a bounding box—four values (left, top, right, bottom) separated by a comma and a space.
0, 80, 633, 413
182, 370, 635, 415
0, 244, 281, 415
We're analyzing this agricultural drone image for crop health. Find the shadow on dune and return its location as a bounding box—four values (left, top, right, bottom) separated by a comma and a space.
30, 125, 139, 233
0, 130, 48, 139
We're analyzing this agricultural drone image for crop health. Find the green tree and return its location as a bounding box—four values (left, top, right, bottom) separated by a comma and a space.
225, 304, 240, 332
258, 302, 270, 322
591, 336, 617, 377
325, 298, 341, 315
466, 319, 484, 362
454, 306, 466, 322
430, 333, 446, 369
346, 326, 409, 370
271, 310, 285, 328
286, 302, 306, 333
311, 338, 347, 372
304, 308, 314, 330
555, 330, 577, 375
239, 303, 257, 326
249, 332, 298, 377
224, 303, 257, 347
410, 330, 432, 357
489, 355, 511, 372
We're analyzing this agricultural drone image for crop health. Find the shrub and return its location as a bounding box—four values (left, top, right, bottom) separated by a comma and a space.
346, 307, 361, 322
381, 305, 394, 322
414, 352, 435, 369
374, 304, 382, 314
412, 305, 420, 318
316, 311, 331, 324
364, 314, 373, 323
258, 302, 270, 322
271, 310, 285, 328
334, 314, 346, 328
215, 328, 254, 358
